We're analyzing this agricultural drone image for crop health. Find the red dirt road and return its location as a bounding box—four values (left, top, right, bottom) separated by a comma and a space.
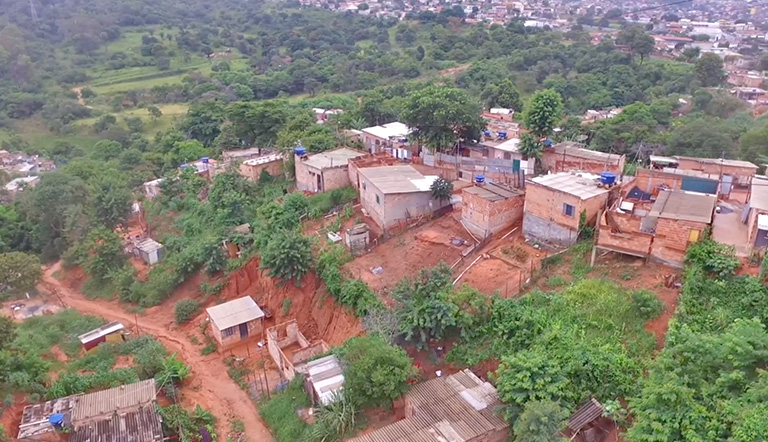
39, 262, 273, 442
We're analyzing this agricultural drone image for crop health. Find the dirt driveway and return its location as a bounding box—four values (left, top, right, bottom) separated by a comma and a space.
39, 262, 273, 442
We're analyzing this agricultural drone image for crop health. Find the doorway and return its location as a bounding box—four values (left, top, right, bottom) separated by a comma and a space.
239, 323, 249, 339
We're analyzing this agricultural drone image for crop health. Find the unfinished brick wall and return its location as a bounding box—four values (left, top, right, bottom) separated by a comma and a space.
635, 169, 686, 194
596, 212, 653, 257
541, 151, 625, 175
240, 160, 284, 181
650, 218, 708, 267
461, 190, 524, 239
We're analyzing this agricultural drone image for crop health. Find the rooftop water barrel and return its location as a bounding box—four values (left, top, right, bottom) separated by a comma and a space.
600, 172, 617, 186
483, 130, 491, 137
543, 138, 554, 148
498, 131, 507, 139
475, 174, 485, 184
201, 157, 209, 164
49, 413, 64, 427
294, 146, 307, 156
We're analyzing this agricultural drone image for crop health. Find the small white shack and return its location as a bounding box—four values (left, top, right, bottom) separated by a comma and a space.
304, 355, 345, 406
135, 238, 165, 265
206, 296, 265, 350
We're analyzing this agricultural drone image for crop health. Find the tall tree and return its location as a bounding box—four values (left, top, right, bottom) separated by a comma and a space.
695, 53, 724, 87
90, 176, 132, 229
513, 400, 569, 442
481, 78, 524, 111
617, 26, 654, 64
0, 251, 41, 298
524, 89, 564, 139
400, 85, 485, 152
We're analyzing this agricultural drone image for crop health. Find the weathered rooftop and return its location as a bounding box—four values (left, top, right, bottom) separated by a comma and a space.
649, 190, 716, 224
359, 165, 438, 194
674, 155, 758, 170
4, 176, 39, 192
206, 296, 265, 331
242, 153, 283, 166
567, 398, 604, 433
18, 395, 77, 439
549, 142, 624, 164
136, 238, 164, 254
78, 321, 124, 344
529, 172, 611, 200
302, 147, 366, 170
305, 355, 345, 406
361, 121, 410, 140
71, 404, 163, 442
348, 369, 508, 442
73, 379, 157, 422
463, 183, 523, 202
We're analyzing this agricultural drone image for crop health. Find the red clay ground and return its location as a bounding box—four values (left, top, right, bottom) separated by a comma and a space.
37, 257, 363, 442
343, 212, 472, 298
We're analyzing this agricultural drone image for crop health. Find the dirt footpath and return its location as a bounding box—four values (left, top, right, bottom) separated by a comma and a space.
39, 262, 274, 442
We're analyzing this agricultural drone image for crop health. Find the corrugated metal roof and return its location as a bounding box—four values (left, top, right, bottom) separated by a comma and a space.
529, 172, 611, 200
17, 395, 77, 439
567, 399, 604, 432
348, 369, 508, 442
361, 121, 410, 140
72, 379, 157, 422
78, 321, 125, 344
136, 238, 164, 254
206, 296, 264, 331
359, 165, 438, 194
71, 404, 163, 442
674, 155, 758, 170
302, 148, 366, 170
649, 190, 716, 223
550, 143, 624, 164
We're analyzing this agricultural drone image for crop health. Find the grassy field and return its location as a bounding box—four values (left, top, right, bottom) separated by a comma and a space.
74, 103, 189, 134
8, 120, 102, 151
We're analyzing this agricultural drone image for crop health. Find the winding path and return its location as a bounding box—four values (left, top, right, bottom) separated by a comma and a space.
40, 262, 273, 442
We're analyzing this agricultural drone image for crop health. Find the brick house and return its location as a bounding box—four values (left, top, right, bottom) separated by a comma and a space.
461, 182, 525, 239
595, 190, 716, 267
635, 167, 719, 197
672, 156, 758, 197
294, 147, 366, 193
357, 165, 450, 230
523, 172, 613, 247
206, 296, 265, 350
239, 153, 283, 181
541, 142, 625, 175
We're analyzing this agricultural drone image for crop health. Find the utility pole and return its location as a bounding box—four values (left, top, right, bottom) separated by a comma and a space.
29, 0, 38, 22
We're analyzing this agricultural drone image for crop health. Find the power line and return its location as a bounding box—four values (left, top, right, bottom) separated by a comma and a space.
626, 0, 694, 15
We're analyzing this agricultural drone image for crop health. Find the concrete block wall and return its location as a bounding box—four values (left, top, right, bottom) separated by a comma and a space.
675, 159, 756, 186
597, 225, 653, 256
295, 157, 320, 192
541, 151, 624, 175
295, 156, 352, 193
240, 160, 283, 181
523, 212, 578, 246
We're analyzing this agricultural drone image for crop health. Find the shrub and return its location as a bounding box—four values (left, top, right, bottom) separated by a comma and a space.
306, 391, 357, 442
174, 300, 201, 324
282, 299, 291, 315
545, 275, 568, 288
631, 290, 664, 320
259, 377, 311, 442
685, 239, 740, 278
260, 231, 313, 285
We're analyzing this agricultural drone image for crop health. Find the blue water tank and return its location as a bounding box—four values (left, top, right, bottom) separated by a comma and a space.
600, 172, 617, 186
294, 146, 307, 156
483, 130, 491, 137
179, 163, 190, 169
543, 138, 554, 148
475, 174, 485, 184
498, 131, 507, 139
201, 157, 209, 164
49, 413, 64, 427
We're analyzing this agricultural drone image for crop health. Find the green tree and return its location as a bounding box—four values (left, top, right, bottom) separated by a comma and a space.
124, 116, 145, 133
519, 133, 542, 162
0, 316, 16, 351
430, 177, 453, 203
513, 400, 569, 442
337, 335, 416, 407
481, 78, 524, 111
695, 53, 724, 87
155, 353, 191, 388
259, 230, 312, 285
0, 252, 41, 297
147, 105, 163, 122
616, 26, 654, 63
89, 176, 132, 229
392, 263, 459, 349
400, 85, 485, 152
77, 228, 126, 283
174, 299, 200, 324
524, 89, 564, 139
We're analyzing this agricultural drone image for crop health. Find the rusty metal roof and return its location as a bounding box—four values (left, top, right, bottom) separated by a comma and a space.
72, 379, 157, 422
463, 183, 523, 202
70, 403, 163, 442
348, 369, 508, 442
567, 398, 604, 433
